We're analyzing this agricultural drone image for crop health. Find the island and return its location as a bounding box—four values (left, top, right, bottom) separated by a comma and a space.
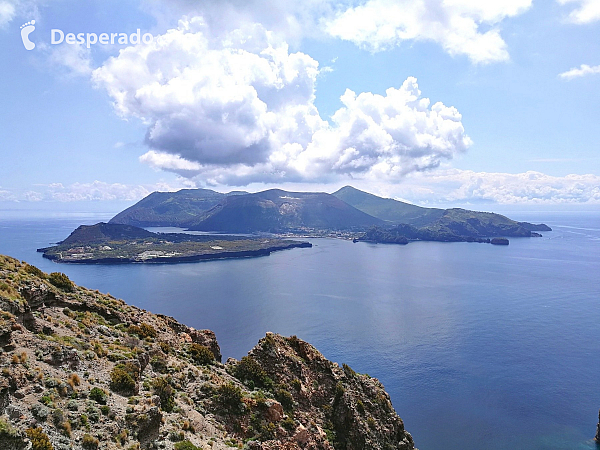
108, 186, 551, 246
37, 223, 312, 264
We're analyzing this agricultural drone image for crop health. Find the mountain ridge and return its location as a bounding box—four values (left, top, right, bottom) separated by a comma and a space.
188, 189, 385, 233
108, 186, 551, 238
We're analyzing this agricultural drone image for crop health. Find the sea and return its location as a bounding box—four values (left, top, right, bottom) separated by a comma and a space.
0, 210, 599, 450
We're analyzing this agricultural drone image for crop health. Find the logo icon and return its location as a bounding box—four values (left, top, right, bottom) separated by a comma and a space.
20, 20, 36, 50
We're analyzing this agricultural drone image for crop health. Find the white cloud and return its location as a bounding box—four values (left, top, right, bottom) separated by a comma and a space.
559, 63, 600, 79
324, 0, 532, 64
0, 188, 16, 201
142, 0, 332, 44
393, 169, 600, 204
44, 181, 153, 202
558, 0, 600, 24
140, 150, 203, 174
42, 42, 93, 77
0, 0, 50, 29
0, 1, 16, 28
93, 18, 471, 187
0, 181, 187, 202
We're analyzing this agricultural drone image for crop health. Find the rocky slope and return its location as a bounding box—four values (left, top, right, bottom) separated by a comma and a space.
0, 255, 416, 450
109, 190, 246, 228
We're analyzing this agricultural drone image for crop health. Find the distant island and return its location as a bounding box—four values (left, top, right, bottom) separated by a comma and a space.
39, 187, 551, 263
108, 186, 551, 245
37, 223, 311, 264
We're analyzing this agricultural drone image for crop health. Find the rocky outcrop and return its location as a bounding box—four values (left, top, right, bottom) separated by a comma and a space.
189, 328, 222, 362
0, 254, 417, 450
595, 409, 600, 442
234, 333, 415, 449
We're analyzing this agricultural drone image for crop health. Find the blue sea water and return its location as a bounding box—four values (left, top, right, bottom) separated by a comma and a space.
0, 211, 599, 450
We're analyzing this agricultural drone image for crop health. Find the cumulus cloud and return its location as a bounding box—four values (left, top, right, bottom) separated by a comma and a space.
558, 0, 600, 23
559, 63, 600, 79
93, 18, 471, 187
394, 169, 600, 205
324, 0, 532, 64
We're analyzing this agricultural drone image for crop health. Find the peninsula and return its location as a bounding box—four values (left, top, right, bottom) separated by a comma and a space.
37, 223, 311, 264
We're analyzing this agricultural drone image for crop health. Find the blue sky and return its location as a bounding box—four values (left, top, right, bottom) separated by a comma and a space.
0, 0, 599, 210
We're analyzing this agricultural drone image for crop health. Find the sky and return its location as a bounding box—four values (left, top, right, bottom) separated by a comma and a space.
0, 0, 599, 211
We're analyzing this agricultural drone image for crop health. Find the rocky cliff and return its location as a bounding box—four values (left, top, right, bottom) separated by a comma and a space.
0, 255, 416, 450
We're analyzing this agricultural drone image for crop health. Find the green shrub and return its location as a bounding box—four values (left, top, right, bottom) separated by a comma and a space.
51, 408, 64, 426
89, 387, 108, 404
159, 342, 170, 354
150, 356, 168, 373
127, 323, 156, 339
48, 272, 74, 292
232, 356, 273, 389
86, 404, 101, 423
0, 417, 21, 438
24, 264, 46, 278
274, 387, 294, 412
109, 363, 138, 394
82, 433, 99, 449
25, 427, 53, 450
216, 383, 243, 410
174, 441, 201, 450
356, 399, 365, 413
342, 363, 356, 377
188, 344, 214, 365
152, 377, 175, 412
282, 416, 296, 431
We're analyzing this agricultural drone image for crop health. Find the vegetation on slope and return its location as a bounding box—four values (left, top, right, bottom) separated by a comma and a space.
333, 186, 445, 227
0, 255, 416, 450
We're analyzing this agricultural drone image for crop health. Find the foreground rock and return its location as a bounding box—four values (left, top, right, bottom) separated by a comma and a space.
0, 255, 416, 449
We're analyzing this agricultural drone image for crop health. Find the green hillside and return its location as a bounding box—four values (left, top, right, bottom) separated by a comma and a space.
333, 186, 445, 226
